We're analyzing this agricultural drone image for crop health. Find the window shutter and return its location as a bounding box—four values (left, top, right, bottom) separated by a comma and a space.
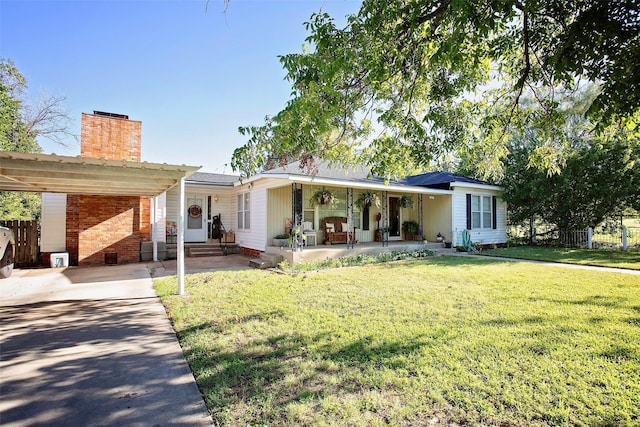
492, 196, 497, 229
363, 205, 370, 230
466, 194, 472, 230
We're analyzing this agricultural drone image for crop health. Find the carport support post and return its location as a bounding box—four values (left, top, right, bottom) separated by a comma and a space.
177, 177, 186, 295
152, 196, 158, 262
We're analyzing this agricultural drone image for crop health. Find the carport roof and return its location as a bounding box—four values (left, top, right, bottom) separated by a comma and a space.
0, 151, 200, 196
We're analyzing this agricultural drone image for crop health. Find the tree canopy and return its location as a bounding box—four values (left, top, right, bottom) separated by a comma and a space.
232, 0, 640, 180
1, 59, 75, 220
501, 113, 640, 230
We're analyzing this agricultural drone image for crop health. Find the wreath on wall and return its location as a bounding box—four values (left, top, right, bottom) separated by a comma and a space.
188, 204, 202, 218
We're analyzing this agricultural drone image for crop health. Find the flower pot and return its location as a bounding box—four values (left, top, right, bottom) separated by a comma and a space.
272, 238, 290, 248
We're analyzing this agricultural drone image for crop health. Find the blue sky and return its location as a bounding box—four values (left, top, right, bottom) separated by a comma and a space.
1, 0, 362, 174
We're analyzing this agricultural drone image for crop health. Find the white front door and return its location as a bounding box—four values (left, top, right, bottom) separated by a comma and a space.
185, 195, 207, 242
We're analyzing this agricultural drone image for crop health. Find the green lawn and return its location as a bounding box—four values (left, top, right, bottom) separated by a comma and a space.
479, 246, 640, 270
155, 257, 640, 426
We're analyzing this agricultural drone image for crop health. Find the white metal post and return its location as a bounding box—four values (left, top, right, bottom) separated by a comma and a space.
622, 227, 628, 251
152, 196, 158, 262
587, 227, 593, 249
177, 177, 186, 296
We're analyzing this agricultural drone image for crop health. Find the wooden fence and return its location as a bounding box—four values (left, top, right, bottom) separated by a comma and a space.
0, 220, 39, 267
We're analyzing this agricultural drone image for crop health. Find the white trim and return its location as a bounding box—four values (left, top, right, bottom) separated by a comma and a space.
450, 182, 502, 191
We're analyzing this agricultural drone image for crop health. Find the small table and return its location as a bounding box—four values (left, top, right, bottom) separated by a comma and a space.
304, 231, 317, 246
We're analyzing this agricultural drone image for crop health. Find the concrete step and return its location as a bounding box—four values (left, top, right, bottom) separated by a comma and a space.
187, 247, 225, 257
249, 258, 275, 269
184, 244, 241, 257
260, 253, 284, 264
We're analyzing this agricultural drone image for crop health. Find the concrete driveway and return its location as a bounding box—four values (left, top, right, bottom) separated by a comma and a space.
0, 263, 212, 426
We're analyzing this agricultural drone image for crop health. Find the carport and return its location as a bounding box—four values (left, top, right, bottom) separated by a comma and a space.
0, 150, 199, 294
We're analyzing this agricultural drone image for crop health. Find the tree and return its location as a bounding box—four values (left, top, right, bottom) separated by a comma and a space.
501, 114, 640, 231
1, 59, 75, 220
232, 0, 639, 180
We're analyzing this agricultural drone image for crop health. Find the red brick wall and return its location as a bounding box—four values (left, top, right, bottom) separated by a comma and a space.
240, 247, 262, 258
80, 113, 142, 161
72, 195, 142, 266
66, 195, 80, 265
139, 197, 151, 241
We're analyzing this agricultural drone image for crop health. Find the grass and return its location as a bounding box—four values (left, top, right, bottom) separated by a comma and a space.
479, 246, 640, 270
154, 257, 640, 426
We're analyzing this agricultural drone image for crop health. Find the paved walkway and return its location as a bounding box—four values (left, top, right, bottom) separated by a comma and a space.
0, 263, 213, 426
462, 253, 640, 275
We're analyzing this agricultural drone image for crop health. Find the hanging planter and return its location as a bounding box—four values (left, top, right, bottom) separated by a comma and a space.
399, 195, 415, 209
355, 191, 380, 209
310, 189, 336, 206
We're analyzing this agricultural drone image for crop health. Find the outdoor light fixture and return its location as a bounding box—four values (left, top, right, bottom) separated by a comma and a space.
213, 195, 219, 202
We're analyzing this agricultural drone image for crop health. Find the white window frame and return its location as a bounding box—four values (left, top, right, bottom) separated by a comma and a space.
237, 192, 250, 230
471, 194, 493, 229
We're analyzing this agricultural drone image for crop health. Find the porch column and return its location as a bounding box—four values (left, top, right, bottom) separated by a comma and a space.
346, 188, 354, 249
418, 194, 423, 242
291, 183, 302, 251
177, 177, 185, 296
381, 190, 389, 247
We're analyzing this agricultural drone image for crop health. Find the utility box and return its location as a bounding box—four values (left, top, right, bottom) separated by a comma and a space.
50, 253, 69, 268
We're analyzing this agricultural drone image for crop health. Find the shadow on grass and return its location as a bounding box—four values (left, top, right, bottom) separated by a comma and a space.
382, 255, 511, 269
179, 316, 433, 424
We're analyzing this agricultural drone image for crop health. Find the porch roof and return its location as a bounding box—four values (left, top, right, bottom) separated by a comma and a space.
251, 161, 454, 194
0, 151, 200, 196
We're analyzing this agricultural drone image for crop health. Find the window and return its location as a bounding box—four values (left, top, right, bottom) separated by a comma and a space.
237, 192, 250, 229
470, 195, 493, 229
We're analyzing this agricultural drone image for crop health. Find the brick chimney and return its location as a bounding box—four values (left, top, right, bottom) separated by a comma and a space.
81, 111, 142, 161
66, 111, 150, 266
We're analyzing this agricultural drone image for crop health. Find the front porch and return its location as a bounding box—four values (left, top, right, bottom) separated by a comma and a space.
265, 241, 457, 264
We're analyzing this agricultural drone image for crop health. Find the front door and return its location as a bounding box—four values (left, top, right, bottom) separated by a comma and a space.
389, 196, 401, 239
185, 195, 207, 242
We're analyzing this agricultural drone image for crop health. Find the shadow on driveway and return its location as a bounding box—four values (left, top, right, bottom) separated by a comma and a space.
0, 264, 212, 426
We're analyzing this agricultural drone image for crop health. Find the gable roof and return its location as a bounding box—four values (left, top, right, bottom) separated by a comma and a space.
191, 160, 500, 193
186, 171, 238, 186
402, 171, 488, 190
261, 160, 386, 185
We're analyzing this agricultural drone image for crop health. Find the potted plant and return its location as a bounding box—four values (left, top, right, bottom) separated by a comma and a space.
355, 191, 380, 209
402, 220, 420, 240
399, 195, 415, 209
289, 225, 306, 251
272, 233, 290, 248
309, 189, 336, 206
436, 232, 444, 242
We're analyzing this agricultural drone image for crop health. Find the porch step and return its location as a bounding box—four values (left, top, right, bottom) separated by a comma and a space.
249, 253, 284, 269
187, 247, 225, 257
185, 244, 240, 257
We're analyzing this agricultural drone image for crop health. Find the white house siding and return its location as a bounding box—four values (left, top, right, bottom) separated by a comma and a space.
152, 192, 166, 242
235, 180, 267, 251
423, 195, 452, 242
267, 185, 293, 242
451, 186, 507, 246
41, 193, 67, 252
165, 185, 236, 242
